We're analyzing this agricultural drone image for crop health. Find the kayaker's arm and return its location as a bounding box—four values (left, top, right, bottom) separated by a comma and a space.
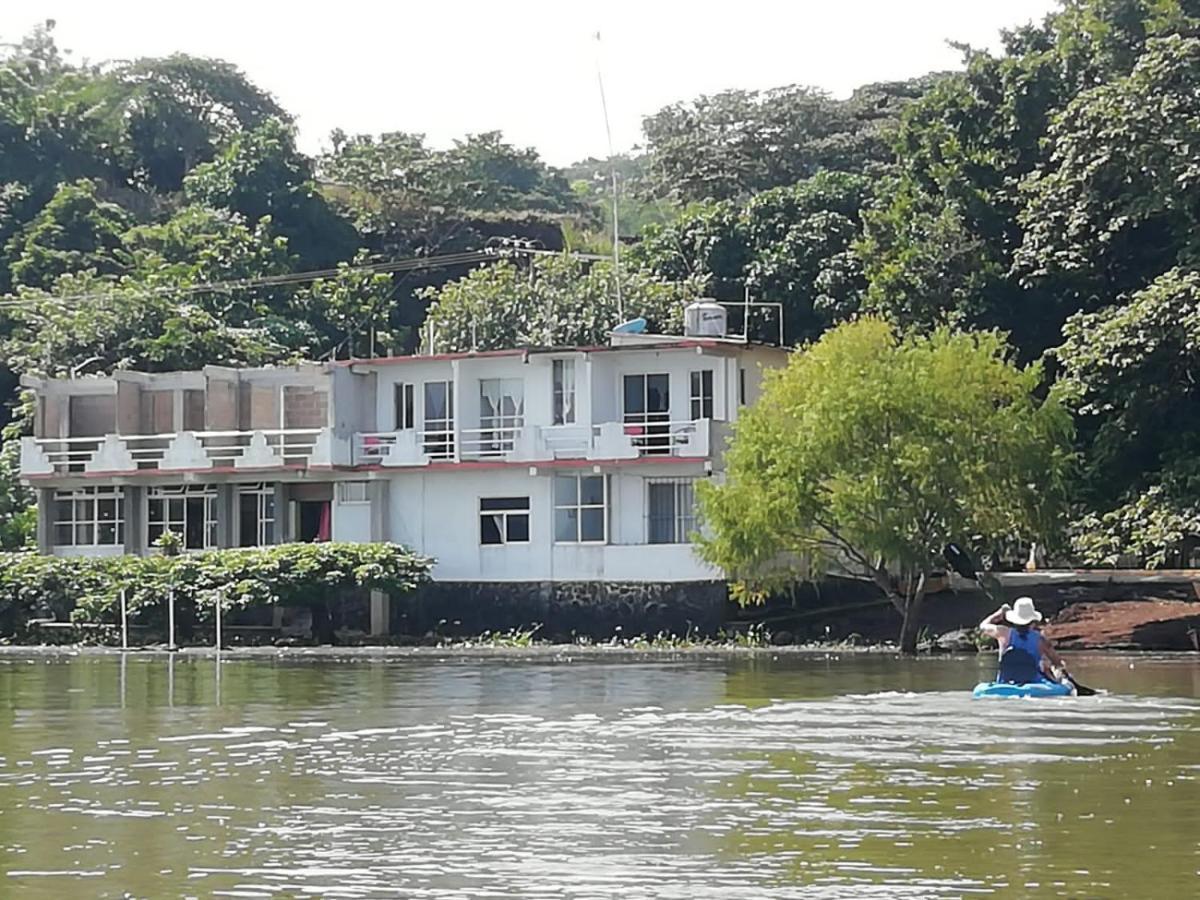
978, 604, 1010, 638
1040, 634, 1067, 671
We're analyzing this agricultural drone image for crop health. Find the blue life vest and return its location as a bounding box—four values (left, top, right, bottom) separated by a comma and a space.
997, 626, 1043, 684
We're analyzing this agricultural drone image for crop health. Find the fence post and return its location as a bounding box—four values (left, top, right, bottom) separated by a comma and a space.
167, 587, 177, 652
215, 591, 223, 652
120, 589, 128, 651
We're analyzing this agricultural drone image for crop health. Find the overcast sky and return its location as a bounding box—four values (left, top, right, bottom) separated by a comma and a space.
4, 1, 1060, 165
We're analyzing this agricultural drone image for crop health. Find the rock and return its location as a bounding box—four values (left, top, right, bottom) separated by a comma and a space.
933, 628, 979, 653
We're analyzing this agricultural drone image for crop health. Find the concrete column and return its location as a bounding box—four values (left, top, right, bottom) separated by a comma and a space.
274, 482, 292, 543
369, 479, 390, 542
369, 589, 390, 636
36, 488, 54, 555
123, 485, 144, 555
214, 483, 236, 548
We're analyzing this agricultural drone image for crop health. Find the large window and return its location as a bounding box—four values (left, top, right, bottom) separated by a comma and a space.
647, 478, 697, 544
479, 497, 530, 545
553, 359, 576, 425
478, 378, 524, 454
393, 382, 414, 430
423, 381, 454, 459
52, 486, 124, 547
554, 473, 606, 543
689, 370, 713, 420
623, 373, 670, 453
148, 485, 216, 550
237, 483, 275, 547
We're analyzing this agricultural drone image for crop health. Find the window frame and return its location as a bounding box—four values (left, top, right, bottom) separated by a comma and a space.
237, 482, 276, 548
553, 473, 608, 544
552, 358, 576, 425
646, 478, 698, 545
478, 496, 531, 546
689, 369, 714, 420
147, 484, 217, 551
393, 382, 414, 431
52, 486, 125, 547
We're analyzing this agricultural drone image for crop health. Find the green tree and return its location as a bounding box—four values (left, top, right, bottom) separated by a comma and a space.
420, 253, 700, 352
1054, 268, 1200, 565
6, 179, 131, 289
696, 318, 1072, 653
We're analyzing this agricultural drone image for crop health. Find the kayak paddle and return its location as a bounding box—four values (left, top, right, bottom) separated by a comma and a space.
942, 543, 1098, 697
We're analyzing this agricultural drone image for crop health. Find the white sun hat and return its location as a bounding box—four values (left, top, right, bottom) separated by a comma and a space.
1005, 596, 1043, 626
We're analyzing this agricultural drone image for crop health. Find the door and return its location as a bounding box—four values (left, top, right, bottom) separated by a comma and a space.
623, 373, 670, 453
423, 381, 454, 459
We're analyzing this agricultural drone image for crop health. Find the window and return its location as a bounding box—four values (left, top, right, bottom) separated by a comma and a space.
478, 378, 524, 454
554, 473, 606, 543
553, 359, 576, 425
52, 486, 124, 547
394, 383, 414, 430
623, 373, 670, 453
338, 481, 370, 503
479, 497, 530, 545
148, 485, 216, 551
237, 483, 275, 547
423, 381, 454, 459
689, 370, 713, 420
647, 479, 697, 544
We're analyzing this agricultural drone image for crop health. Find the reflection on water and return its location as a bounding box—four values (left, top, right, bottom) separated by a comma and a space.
0, 651, 1196, 898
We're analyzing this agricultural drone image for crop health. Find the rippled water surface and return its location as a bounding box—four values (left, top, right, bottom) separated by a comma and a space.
0, 650, 1197, 898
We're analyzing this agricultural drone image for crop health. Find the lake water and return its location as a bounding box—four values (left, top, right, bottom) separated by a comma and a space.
0, 650, 1197, 898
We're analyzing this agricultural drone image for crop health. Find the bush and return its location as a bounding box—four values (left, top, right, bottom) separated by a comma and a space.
0, 542, 434, 640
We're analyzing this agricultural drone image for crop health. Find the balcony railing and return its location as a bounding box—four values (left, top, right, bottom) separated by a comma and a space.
21, 428, 332, 477
353, 420, 711, 467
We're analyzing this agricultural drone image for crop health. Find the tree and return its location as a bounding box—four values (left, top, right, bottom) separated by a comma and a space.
631, 171, 872, 343
420, 253, 700, 352
6, 179, 131, 289
696, 318, 1072, 653
1054, 268, 1200, 565
185, 118, 358, 269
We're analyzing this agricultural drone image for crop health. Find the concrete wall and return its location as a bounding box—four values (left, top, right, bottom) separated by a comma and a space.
394, 579, 728, 638
283, 386, 328, 429
68, 395, 116, 437
344, 464, 717, 582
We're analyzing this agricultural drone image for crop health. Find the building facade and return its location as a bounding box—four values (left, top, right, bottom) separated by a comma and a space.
19, 333, 784, 589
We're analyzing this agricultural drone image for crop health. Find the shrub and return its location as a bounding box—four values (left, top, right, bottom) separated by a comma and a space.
0, 542, 434, 640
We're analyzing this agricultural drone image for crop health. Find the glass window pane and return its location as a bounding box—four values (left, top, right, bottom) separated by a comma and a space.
507, 514, 529, 543
647, 374, 669, 412
425, 382, 446, 419
554, 475, 577, 507
580, 508, 605, 542
169, 498, 184, 522
580, 475, 604, 506
480, 514, 503, 545
54, 524, 73, 545
98, 523, 117, 545
623, 375, 644, 414
75, 522, 94, 545
98, 499, 116, 522
148, 501, 163, 523
75, 499, 92, 521
481, 497, 529, 511
555, 508, 577, 542
53, 499, 73, 524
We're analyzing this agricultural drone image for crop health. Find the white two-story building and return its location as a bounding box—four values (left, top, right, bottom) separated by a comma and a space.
19, 312, 785, 614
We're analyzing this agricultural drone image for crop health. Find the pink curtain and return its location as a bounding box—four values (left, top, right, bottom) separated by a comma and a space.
316, 502, 332, 542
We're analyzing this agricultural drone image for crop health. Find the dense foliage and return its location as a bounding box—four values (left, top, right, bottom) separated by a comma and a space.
0, 542, 433, 642
4, 2, 1200, 565
696, 318, 1073, 651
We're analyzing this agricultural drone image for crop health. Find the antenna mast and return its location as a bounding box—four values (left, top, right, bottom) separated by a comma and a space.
595, 32, 622, 320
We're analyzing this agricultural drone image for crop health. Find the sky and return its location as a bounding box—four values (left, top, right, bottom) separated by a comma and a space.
3, 1, 1061, 166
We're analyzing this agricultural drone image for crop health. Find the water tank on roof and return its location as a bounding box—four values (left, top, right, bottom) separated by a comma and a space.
684, 299, 727, 337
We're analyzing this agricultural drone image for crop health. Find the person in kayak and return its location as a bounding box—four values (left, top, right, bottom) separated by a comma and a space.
978, 596, 1068, 685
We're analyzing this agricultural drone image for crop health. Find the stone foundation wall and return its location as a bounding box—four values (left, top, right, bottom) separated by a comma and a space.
393, 581, 729, 639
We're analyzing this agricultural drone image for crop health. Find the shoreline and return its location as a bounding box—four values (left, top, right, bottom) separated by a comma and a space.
0, 642, 1194, 663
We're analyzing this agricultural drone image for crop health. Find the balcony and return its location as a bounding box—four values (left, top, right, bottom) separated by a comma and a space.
21, 428, 334, 477
354, 420, 711, 467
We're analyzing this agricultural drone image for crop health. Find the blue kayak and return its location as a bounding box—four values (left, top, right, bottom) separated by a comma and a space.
972, 679, 1074, 699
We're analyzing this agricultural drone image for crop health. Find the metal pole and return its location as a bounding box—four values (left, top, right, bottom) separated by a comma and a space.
167, 587, 176, 651
215, 591, 222, 652
120, 588, 128, 651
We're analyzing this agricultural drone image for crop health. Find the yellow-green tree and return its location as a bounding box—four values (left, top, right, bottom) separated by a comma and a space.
697, 318, 1073, 653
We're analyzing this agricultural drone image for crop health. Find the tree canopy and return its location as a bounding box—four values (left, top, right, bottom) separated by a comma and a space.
696, 318, 1073, 651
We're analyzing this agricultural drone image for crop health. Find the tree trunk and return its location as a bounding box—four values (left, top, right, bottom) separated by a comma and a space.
898, 576, 928, 656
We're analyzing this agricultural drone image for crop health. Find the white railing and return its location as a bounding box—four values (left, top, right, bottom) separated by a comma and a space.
22, 428, 329, 476
352, 419, 711, 467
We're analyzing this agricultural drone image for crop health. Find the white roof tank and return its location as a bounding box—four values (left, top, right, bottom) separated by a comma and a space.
684, 299, 727, 337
